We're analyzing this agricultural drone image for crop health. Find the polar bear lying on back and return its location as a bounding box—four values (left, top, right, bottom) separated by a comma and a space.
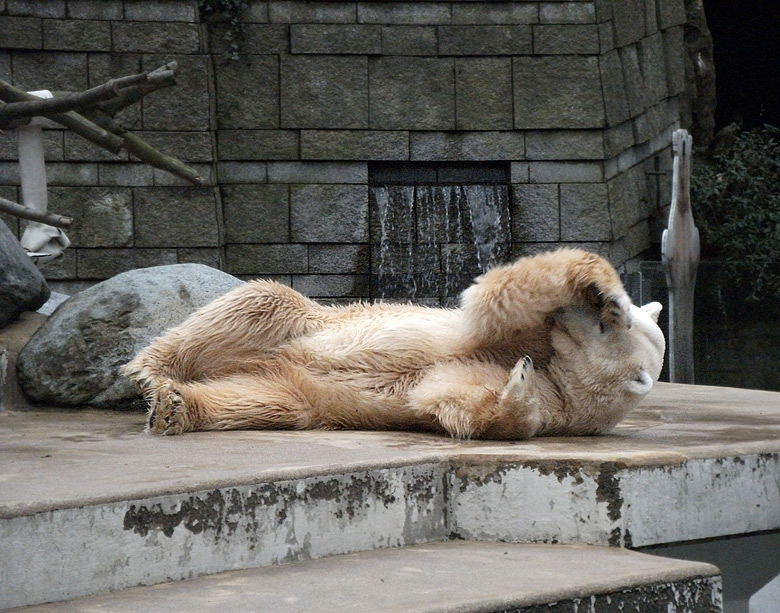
122, 248, 665, 439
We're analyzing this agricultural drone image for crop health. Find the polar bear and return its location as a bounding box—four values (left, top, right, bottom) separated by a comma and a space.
122, 248, 665, 439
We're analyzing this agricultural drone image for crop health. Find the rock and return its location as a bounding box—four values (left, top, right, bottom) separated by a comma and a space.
16, 264, 244, 409
0, 219, 50, 328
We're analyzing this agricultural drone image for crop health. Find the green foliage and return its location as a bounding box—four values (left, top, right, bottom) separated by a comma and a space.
692, 124, 780, 302
198, 0, 248, 60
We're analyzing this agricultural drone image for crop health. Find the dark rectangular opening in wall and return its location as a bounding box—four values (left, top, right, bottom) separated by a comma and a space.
368, 162, 511, 305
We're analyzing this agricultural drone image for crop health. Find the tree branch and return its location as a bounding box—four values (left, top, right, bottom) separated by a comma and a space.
0, 196, 73, 229
97, 62, 178, 117
0, 72, 150, 123
0, 81, 125, 152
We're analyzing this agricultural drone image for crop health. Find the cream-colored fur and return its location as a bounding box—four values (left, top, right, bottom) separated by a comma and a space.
121, 248, 665, 439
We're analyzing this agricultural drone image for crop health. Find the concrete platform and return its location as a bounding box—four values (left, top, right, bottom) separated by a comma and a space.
1, 382, 780, 609
15, 541, 721, 613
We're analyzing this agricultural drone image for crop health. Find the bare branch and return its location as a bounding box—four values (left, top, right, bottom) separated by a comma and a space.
97, 62, 178, 117
0, 72, 150, 123
82, 107, 206, 186
0, 81, 125, 153
0, 196, 73, 229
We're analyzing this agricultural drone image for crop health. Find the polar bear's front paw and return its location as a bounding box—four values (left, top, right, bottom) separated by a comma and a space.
147, 381, 192, 436
586, 283, 632, 329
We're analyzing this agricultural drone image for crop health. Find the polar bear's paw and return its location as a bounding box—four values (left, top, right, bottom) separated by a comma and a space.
586, 283, 633, 329
147, 381, 192, 436
501, 356, 543, 438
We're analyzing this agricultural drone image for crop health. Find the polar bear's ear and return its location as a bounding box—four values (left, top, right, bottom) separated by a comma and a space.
641, 302, 663, 323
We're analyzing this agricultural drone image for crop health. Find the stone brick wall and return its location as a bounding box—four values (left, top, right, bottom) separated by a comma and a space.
0, 0, 688, 301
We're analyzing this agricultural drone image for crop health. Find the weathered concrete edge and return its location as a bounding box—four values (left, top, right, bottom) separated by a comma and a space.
448, 452, 780, 548
0, 462, 448, 610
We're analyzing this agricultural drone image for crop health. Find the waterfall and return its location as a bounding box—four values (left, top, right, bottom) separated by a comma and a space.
370, 183, 511, 304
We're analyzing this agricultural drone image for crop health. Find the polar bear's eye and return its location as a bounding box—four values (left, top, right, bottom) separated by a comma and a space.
599, 321, 606, 334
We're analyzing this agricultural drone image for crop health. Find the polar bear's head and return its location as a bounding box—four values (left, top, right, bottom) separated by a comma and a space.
549, 302, 665, 432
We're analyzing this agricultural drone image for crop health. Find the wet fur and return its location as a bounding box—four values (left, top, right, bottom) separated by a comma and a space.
121, 248, 665, 439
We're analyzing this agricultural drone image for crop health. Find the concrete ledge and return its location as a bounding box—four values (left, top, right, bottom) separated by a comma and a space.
1, 382, 779, 608
16, 541, 721, 613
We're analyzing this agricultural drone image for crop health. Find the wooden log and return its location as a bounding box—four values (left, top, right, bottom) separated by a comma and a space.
661, 129, 700, 384
0, 196, 72, 229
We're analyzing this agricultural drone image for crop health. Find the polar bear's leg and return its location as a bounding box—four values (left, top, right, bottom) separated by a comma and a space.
408, 360, 543, 440
123, 280, 326, 395
460, 248, 632, 343
146, 372, 313, 435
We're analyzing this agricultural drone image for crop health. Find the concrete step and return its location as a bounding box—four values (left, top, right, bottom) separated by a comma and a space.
14, 541, 721, 613
4, 380, 780, 609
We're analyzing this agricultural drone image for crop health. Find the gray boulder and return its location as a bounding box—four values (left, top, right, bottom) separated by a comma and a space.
17, 264, 244, 409
0, 219, 50, 328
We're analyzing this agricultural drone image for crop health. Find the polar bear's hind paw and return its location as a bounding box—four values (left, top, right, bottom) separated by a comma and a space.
147, 382, 190, 436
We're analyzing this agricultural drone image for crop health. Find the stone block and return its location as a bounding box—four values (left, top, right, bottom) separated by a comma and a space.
645, 0, 659, 35
308, 244, 370, 274
268, 162, 367, 184
291, 24, 382, 54
111, 22, 200, 54
604, 122, 635, 158
663, 26, 686, 96
207, 24, 288, 55
452, 3, 538, 24
656, 0, 687, 29
97, 164, 154, 187
510, 162, 530, 183
281, 56, 368, 129
410, 132, 524, 161
620, 45, 648, 118
595, 0, 613, 22
369, 57, 455, 130
640, 32, 667, 106
529, 161, 603, 183
134, 187, 220, 248
223, 184, 290, 243
607, 168, 643, 236
42, 19, 110, 51
525, 130, 604, 160
539, 2, 596, 24
0, 16, 41, 48
269, 2, 356, 23
598, 20, 615, 53
633, 99, 677, 145
513, 56, 605, 129
7, 0, 64, 17
45, 163, 98, 186
141, 55, 211, 131
67, 0, 122, 19
599, 50, 630, 127
358, 3, 452, 24
611, 0, 645, 47
292, 275, 369, 298
301, 131, 409, 161
511, 184, 560, 242
291, 184, 368, 243
177, 248, 222, 269
48, 187, 132, 248
217, 162, 268, 184
1, 129, 64, 162
217, 130, 299, 161
215, 55, 279, 129
225, 244, 308, 275
381, 26, 437, 55
438, 25, 532, 55
455, 58, 513, 130
76, 248, 177, 279
560, 183, 611, 241
533, 24, 599, 54
11, 51, 87, 90
124, 0, 196, 22
41, 248, 76, 280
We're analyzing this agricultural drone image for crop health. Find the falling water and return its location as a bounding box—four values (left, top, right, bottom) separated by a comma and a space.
371, 183, 511, 304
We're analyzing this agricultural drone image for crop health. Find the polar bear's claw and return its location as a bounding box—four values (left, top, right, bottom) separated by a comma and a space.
147, 381, 190, 435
